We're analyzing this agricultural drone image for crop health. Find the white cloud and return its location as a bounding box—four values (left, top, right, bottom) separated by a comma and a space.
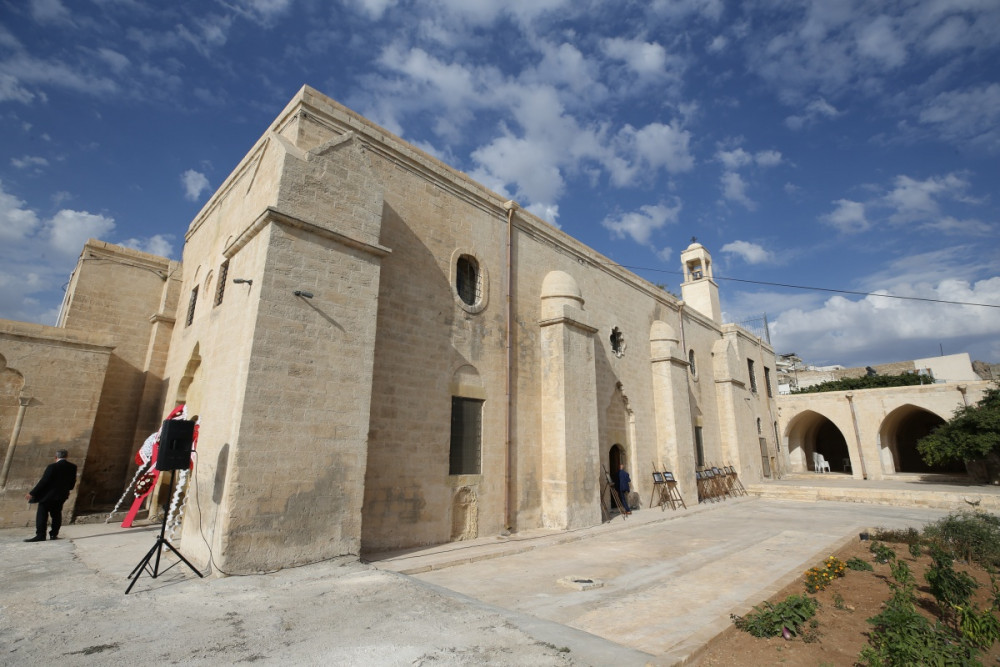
10, 155, 49, 170
707, 35, 727, 53
119, 234, 174, 258
785, 97, 840, 130
754, 150, 782, 167
602, 37, 668, 77
602, 201, 682, 246
917, 83, 1000, 150
30, 0, 72, 24
650, 0, 723, 21
0, 181, 41, 241
720, 171, 754, 210
96, 48, 131, 74
619, 121, 695, 178
769, 273, 1000, 367
181, 169, 211, 201
856, 15, 907, 68
717, 147, 751, 170
721, 240, 774, 265
472, 134, 565, 210
237, 0, 294, 22
822, 199, 869, 233
883, 173, 971, 224
47, 209, 115, 255
0, 72, 35, 103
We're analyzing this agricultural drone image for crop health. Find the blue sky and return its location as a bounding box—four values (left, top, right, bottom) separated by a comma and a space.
1, 0, 998, 368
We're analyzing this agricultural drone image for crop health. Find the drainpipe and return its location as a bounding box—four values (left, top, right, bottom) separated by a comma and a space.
845, 393, 868, 479
502, 200, 518, 534
958, 384, 969, 407
0, 395, 31, 487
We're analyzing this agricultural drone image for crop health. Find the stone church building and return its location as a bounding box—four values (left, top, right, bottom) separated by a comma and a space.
1, 86, 781, 574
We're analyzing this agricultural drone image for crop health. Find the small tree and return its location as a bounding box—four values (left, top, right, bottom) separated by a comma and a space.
918, 386, 1000, 482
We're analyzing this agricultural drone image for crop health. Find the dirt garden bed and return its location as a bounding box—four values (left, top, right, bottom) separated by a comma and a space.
695, 534, 1000, 666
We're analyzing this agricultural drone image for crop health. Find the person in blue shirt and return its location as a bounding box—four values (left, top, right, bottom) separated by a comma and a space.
617, 463, 632, 515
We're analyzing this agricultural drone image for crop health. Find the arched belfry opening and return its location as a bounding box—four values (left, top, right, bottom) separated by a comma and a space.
879, 405, 962, 474
785, 410, 851, 473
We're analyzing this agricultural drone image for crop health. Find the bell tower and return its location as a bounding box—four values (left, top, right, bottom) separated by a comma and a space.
680, 241, 721, 323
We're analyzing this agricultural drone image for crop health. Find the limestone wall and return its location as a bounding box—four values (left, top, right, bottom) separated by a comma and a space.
164, 85, 780, 566
58, 241, 180, 506
0, 321, 112, 527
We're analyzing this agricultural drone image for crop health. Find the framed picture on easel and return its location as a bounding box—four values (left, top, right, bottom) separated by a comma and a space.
652, 471, 665, 484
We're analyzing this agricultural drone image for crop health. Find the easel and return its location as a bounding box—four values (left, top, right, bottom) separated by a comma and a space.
664, 471, 686, 509
601, 464, 628, 520
649, 461, 671, 511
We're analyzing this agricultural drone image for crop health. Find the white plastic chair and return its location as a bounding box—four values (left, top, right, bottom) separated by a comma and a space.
812, 452, 831, 473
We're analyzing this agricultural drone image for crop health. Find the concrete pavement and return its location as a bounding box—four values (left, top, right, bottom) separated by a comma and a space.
3, 478, 990, 665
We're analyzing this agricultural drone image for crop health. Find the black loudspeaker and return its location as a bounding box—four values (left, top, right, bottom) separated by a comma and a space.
156, 419, 195, 471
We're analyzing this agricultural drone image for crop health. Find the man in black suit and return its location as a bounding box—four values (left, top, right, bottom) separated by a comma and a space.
24, 449, 77, 542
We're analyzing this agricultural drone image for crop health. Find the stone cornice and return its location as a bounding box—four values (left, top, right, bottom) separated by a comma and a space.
223, 207, 392, 260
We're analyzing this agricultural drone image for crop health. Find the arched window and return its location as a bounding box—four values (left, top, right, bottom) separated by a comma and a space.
688, 349, 697, 377
610, 327, 626, 358
456, 255, 480, 307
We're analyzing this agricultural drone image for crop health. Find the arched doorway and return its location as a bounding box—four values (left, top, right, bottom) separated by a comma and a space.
785, 410, 851, 473
607, 444, 626, 513
880, 405, 962, 474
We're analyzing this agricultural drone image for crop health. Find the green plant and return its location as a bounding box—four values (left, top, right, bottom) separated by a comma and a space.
791, 372, 927, 394
890, 559, 915, 589
731, 594, 819, 638
908, 542, 922, 559
804, 556, 847, 593
859, 585, 978, 666
923, 511, 1000, 568
959, 606, 1000, 649
926, 548, 979, 629
832, 592, 846, 610
870, 541, 896, 564
847, 556, 874, 571
918, 384, 1000, 468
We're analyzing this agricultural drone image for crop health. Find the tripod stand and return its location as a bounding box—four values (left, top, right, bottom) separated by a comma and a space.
125, 470, 203, 594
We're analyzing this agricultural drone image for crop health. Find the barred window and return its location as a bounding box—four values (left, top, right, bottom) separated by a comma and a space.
186, 286, 198, 327
455, 255, 481, 307
764, 366, 773, 397
747, 358, 758, 393
450, 397, 483, 475
214, 259, 229, 307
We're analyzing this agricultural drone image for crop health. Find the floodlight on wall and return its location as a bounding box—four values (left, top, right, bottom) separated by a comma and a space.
233, 278, 253, 285
293, 290, 314, 299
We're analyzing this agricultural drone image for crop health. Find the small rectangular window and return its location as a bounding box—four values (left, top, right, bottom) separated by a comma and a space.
764, 366, 773, 397
450, 397, 483, 475
214, 259, 229, 306
747, 359, 758, 393
694, 426, 704, 468
186, 286, 198, 327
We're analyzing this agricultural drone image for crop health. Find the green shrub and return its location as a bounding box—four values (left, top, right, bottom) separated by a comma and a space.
960, 606, 1000, 650
870, 541, 896, 564
926, 549, 978, 611
923, 511, 1000, 568
859, 587, 979, 666
732, 594, 819, 638
847, 556, 874, 572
